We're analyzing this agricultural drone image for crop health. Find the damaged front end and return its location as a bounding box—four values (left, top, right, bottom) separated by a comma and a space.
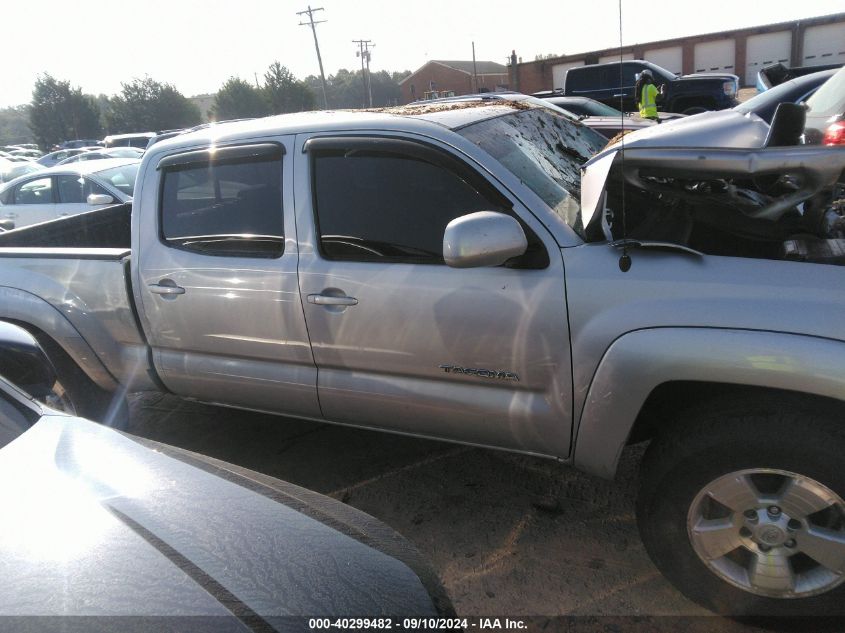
580, 145, 845, 265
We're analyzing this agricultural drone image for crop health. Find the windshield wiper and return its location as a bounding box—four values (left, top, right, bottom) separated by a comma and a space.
611, 238, 703, 257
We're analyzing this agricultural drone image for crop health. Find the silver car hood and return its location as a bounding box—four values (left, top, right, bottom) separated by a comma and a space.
0, 412, 449, 623
608, 109, 770, 150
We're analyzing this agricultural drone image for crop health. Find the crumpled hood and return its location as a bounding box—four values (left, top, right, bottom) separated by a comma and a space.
608, 109, 770, 150
0, 414, 449, 623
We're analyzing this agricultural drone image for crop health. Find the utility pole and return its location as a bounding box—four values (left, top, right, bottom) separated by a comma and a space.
472, 42, 478, 93
353, 39, 375, 108
297, 5, 329, 109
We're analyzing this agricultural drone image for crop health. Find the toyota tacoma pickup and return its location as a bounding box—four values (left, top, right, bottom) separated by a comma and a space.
0, 98, 844, 617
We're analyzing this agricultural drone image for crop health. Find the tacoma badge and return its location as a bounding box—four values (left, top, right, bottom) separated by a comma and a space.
439, 365, 520, 381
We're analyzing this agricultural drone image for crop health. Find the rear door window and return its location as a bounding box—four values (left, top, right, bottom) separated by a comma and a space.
159, 146, 284, 258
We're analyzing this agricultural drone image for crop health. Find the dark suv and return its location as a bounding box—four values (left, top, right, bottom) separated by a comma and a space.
563, 60, 738, 115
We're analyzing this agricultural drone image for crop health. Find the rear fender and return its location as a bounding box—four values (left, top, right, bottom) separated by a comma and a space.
0, 287, 116, 391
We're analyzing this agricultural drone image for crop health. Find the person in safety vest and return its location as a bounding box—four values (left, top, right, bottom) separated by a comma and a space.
636, 69, 659, 120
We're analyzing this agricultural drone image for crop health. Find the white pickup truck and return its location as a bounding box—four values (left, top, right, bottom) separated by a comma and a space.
1, 98, 844, 616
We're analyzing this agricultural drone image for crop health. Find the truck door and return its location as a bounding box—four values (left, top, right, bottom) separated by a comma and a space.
134, 139, 320, 419
295, 135, 573, 458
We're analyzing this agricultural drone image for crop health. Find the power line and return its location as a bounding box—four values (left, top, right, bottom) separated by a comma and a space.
353, 39, 375, 108
297, 5, 329, 109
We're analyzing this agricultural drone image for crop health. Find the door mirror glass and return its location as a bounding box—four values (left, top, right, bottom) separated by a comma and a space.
87, 193, 114, 205
443, 211, 527, 268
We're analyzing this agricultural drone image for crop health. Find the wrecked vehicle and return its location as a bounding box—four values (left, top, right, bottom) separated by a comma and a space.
0, 99, 844, 616
0, 372, 454, 624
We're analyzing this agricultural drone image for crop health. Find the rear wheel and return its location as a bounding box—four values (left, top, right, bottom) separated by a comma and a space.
637, 396, 845, 615
33, 334, 129, 429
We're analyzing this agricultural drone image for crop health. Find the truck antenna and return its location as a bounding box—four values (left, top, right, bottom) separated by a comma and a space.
617, 0, 631, 272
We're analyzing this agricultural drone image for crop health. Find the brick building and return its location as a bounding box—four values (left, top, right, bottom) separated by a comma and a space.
399, 60, 510, 104
508, 11, 845, 94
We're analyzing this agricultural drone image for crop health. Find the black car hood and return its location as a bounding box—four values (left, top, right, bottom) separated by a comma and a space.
0, 411, 451, 626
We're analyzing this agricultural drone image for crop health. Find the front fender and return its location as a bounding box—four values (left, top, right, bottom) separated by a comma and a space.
573, 328, 845, 479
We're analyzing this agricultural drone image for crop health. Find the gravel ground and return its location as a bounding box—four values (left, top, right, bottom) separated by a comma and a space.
125, 393, 772, 631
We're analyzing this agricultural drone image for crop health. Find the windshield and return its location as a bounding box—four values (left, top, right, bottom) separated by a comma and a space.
93, 162, 139, 196
456, 107, 606, 235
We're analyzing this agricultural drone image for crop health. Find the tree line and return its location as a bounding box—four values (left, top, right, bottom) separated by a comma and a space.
19, 63, 411, 150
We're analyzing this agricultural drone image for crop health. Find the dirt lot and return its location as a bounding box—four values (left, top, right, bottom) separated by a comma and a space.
125, 393, 780, 632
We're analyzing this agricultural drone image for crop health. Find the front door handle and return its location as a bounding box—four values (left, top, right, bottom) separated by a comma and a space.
148, 281, 186, 296
307, 294, 358, 306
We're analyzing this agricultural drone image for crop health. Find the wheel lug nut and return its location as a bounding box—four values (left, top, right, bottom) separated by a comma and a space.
788, 519, 802, 531
744, 509, 757, 519
768, 506, 781, 517
785, 539, 797, 548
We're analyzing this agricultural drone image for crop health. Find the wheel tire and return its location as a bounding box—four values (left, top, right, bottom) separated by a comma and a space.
34, 334, 129, 430
637, 394, 845, 616
681, 106, 708, 115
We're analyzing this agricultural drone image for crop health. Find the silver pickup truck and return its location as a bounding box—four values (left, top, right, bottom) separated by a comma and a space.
1, 99, 844, 616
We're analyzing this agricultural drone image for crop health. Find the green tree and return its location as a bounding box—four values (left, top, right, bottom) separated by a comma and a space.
28, 74, 102, 150
106, 77, 201, 134
305, 68, 410, 109
0, 105, 32, 146
210, 77, 269, 121
263, 62, 315, 114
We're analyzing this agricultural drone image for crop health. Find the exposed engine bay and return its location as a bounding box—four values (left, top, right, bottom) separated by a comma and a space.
581, 146, 845, 266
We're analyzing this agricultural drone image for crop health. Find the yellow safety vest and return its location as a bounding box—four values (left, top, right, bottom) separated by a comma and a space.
639, 84, 658, 119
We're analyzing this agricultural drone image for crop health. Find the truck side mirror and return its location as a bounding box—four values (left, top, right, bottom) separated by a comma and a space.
443, 211, 527, 268
87, 193, 114, 205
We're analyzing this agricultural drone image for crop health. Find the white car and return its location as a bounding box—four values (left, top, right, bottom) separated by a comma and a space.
0, 158, 138, 230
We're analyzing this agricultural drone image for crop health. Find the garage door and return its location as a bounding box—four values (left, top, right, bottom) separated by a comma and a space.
598, 52, 633, 64
552, 61, 584, 90
694, 39, 736, 73
802, 23, 845, 67
745, 31, 792, 86
644, 46, 683, 76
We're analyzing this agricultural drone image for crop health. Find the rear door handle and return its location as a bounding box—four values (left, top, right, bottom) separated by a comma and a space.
148, 282, 186, 296
307, 294, 358, 306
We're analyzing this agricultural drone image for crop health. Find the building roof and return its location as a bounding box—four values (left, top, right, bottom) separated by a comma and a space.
399, 60, 509, 84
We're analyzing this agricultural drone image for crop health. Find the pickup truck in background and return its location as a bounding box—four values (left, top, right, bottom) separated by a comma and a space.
0, 98, 844, 617
562, 59, 739, 114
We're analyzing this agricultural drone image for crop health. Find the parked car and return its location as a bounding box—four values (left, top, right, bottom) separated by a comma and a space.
59, 139, 104, 149
0, 158, 138, 229
103, 132, 156, 148
735, 68, 839, 125
756, 61, 844, 92
533, 95, 685, 139
37, 148, 90, 168
802, 65, 845, 145
0, 102, 843, 616
0, 362, 454, 622
0, 158, 42, 185
56, 147, 145, 165
561, 60, 739, 114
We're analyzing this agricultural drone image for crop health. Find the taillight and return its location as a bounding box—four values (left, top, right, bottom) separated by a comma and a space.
823, 122, 845, 145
